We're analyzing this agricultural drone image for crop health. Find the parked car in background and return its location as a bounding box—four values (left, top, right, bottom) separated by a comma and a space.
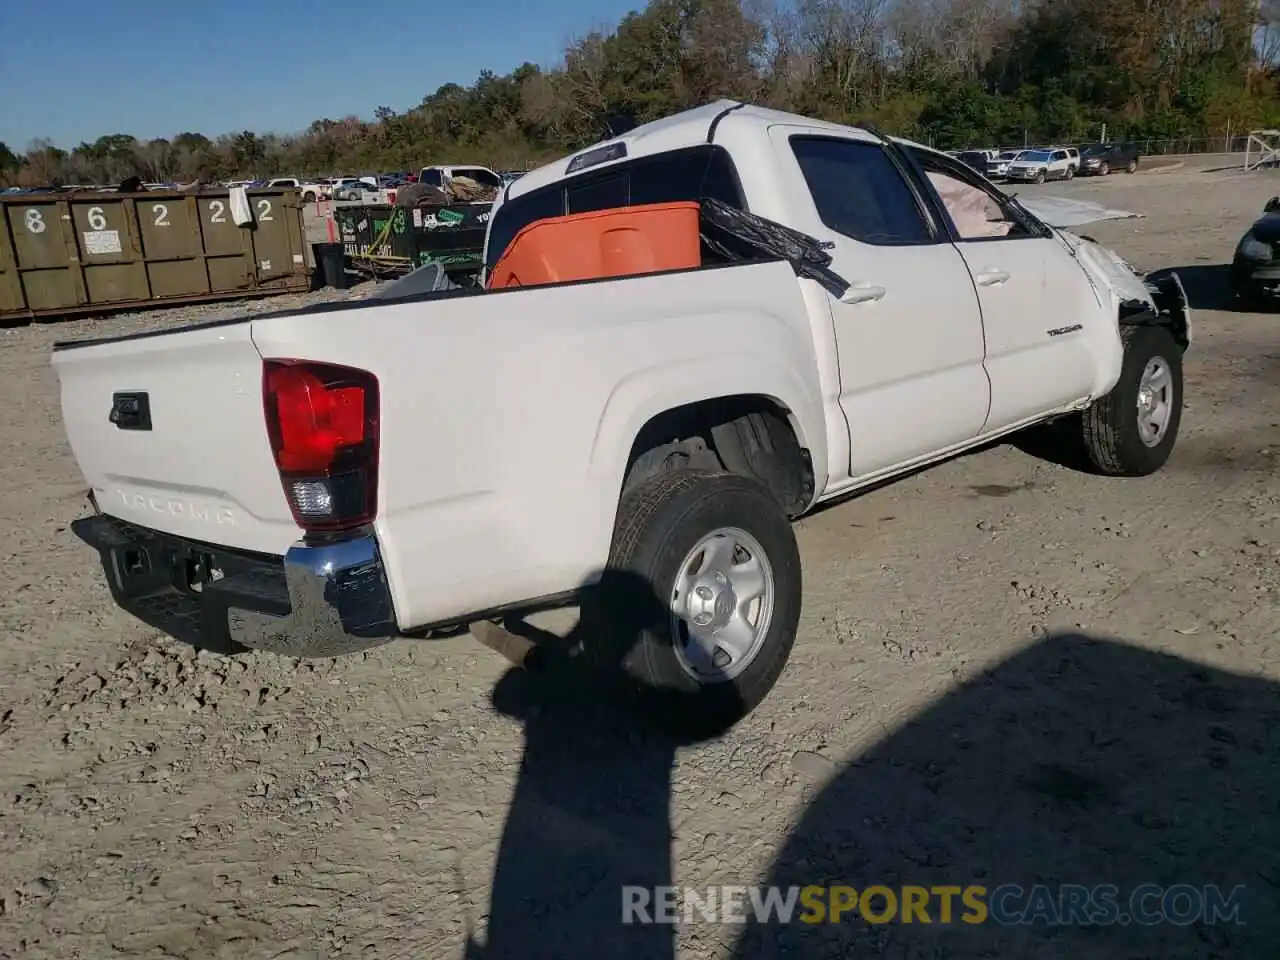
987, 152, 1018, 180
1006, 148, 1075, 183
955, 151, 992, 177
330, 177, 374, 200
1079, 142, 1142, 176
1230, 195, 1280, 306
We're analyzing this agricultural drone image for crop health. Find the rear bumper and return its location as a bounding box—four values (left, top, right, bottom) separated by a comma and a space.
72, 512, 399, 657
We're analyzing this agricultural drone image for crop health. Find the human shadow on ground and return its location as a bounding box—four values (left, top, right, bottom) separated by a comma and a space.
731, 632, 1280, 959
467, 569, 742, 960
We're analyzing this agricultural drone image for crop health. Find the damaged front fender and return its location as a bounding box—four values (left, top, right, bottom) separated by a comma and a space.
1056, 229, 1192, 351
1139, 268, 1192, 349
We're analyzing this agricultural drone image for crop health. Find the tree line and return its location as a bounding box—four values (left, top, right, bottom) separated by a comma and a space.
3, 0, 1279, 187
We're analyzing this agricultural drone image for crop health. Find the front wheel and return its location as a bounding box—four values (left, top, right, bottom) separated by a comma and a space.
584, 470, 802, 734
1035, 169, 1046, 184
1126, 159, 1138, 173
1099, 162, 1110, 176
1080, 326, 1184, 476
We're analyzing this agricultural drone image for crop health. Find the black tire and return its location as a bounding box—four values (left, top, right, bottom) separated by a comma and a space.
1126, 159, 1138, 173
1099, 162, 1110, 176
1065, 165, 1075, 180
1035, 169, 1046, 184
1080, 326, 1183, 476
583, 470, 801, 733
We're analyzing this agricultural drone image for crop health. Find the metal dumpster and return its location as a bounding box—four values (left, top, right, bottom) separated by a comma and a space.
0, 188, 311, 324
335, 201, 490, 279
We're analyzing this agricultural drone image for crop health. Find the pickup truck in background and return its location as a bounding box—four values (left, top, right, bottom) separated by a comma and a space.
53, 100, 1190, 730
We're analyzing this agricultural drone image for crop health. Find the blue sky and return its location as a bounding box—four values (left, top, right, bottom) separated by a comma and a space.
0, 0, 644, 151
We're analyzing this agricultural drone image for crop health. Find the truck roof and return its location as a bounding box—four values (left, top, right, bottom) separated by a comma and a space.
505, 100, 886, 202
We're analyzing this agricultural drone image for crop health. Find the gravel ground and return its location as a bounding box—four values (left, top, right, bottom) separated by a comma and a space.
0, 164, 1277, 960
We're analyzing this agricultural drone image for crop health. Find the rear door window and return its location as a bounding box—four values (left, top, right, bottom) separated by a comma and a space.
790, 136, 934, 245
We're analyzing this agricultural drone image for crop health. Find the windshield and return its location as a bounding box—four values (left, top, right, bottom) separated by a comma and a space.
1018, 151, 1051, 162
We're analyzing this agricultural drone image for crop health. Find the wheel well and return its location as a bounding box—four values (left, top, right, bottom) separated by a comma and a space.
1119, 291, 1189, 352
621, 396, 814, 517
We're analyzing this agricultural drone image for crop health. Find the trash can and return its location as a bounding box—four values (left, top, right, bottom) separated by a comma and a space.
315, 242, 347, 289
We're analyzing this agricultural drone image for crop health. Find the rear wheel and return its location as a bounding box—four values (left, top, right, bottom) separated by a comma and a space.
1126, 158, 1138, 173
583, 470, 801, 734
1065, 165, 1075, 180
1080, 326, 1183, 476
1099, 162, 1111, 176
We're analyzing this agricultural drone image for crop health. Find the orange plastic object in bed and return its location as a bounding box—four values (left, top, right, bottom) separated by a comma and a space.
487, 201, 701, 289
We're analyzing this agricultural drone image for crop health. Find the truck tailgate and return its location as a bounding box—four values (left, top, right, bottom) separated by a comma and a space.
52, 323, 301, 556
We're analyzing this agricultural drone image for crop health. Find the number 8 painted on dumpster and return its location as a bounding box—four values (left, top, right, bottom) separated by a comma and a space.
24, 209, 46, 234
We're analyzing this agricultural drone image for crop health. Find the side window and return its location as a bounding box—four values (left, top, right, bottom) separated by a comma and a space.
910, 148, 1037, 241
420, 169, 442, 187
1053, 151, 1067, 162
790, 137, 933, 245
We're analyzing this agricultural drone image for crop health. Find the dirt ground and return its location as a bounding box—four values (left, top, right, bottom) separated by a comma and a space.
0, 161, 1277, 960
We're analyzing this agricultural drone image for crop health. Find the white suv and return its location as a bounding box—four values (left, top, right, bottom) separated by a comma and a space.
1006, 148, 1075, 183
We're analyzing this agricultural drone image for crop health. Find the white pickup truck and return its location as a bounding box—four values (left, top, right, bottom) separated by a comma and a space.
53, 101, 1189, 729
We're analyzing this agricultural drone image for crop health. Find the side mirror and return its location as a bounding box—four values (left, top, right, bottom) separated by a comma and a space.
1265, 197, 1279, 213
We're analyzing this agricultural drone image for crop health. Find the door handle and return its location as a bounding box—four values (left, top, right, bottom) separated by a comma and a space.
840, 282, 886, 304
974, 269, 1010, 287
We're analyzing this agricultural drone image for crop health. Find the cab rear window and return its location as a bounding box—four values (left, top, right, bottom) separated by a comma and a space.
485, 145, 745, 270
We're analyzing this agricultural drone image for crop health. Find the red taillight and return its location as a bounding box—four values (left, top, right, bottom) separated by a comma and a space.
263, 359, 379, 533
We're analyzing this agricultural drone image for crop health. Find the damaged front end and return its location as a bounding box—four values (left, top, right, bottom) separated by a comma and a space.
1054, 229, 1192, 351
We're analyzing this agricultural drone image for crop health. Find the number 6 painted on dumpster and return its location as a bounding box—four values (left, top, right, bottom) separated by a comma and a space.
86, 206, 107, 231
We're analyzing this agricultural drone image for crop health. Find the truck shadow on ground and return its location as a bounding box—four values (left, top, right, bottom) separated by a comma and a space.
729, 632, 1279, 959
472, 620, 1278, 959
